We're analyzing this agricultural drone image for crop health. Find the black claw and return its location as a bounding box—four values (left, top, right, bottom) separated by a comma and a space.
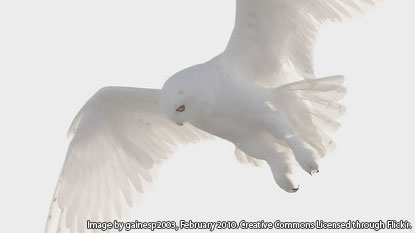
309, 169, 319, 176
290, 185, 300, 193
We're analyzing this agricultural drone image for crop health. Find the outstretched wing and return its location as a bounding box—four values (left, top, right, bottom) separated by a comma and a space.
45, 87, 211, 233
219, 0, 380, 87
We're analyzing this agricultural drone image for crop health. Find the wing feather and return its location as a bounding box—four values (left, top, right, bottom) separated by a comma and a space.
219, 0, 380, 87
45, 87, 211, 233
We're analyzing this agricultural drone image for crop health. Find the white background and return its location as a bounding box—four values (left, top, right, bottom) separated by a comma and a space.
0, 0, 414, 232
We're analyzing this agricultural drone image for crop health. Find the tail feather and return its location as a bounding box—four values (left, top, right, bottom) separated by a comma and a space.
307, 98, 346, 118
282, 75, 345, 91
309, 108, 342, 132
297, 86, 347, 102
274, 75, 346, 157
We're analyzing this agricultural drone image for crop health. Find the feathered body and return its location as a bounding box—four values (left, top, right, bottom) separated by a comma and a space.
45, 0, 380, 232
161, 58, 346, 191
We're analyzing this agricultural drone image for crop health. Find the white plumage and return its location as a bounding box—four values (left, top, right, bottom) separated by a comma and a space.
45, 0, 380, 232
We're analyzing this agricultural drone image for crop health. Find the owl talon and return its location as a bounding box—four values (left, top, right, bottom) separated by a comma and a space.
309, 169, 319, 175
290, 185, 300, 193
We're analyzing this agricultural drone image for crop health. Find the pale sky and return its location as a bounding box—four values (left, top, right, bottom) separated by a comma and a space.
0, 0, 414, 232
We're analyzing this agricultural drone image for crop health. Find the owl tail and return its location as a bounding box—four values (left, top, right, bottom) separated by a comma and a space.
273, 75, 347, 157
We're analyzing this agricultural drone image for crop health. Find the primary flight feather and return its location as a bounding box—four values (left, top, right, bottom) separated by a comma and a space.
45, 0, 380, 232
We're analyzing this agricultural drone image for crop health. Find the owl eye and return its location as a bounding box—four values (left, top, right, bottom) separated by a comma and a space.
176, 105, 185, 112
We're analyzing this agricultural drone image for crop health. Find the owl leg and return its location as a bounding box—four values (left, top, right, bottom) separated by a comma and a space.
236, 137, 300, 193
264, 110, 320, 175
286, 136, 320, 175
